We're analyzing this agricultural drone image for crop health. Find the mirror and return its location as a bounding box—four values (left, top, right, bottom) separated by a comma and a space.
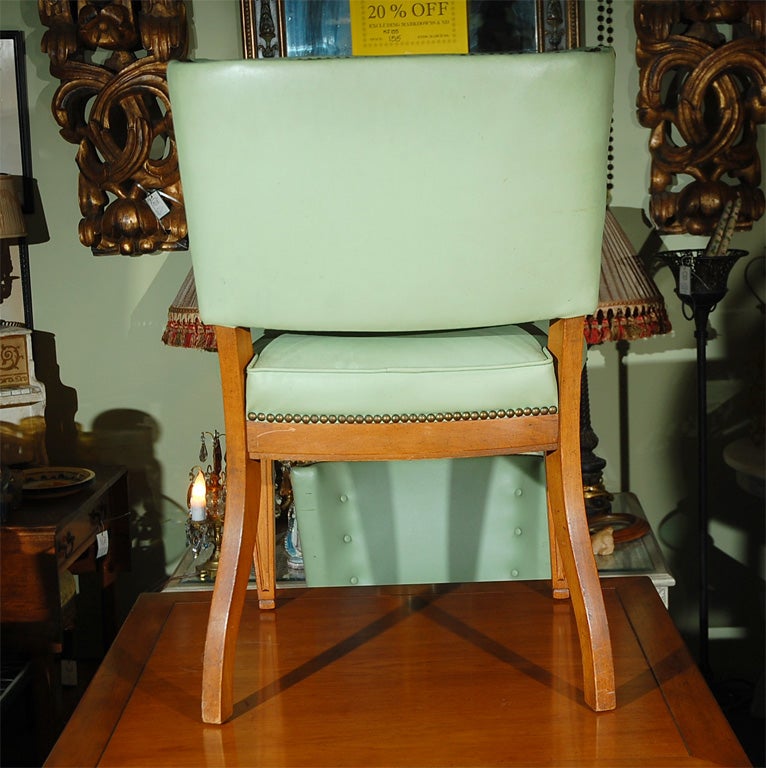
241, 0, 581, 59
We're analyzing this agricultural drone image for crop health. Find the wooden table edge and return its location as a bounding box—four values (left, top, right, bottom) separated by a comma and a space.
44, 591, 207, 767
609, 576, 751, 767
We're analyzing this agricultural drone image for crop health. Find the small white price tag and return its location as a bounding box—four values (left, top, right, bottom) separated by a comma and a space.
679, 265, 692, 295
145, 190, 171, 219
96, 529, 109, 558
61, 659, 78, 687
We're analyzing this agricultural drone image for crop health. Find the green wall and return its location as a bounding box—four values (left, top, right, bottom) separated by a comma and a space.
2, 0, 763, 670
2, 0, 242, 591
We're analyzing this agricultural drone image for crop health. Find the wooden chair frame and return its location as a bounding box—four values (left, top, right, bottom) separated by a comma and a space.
201, 316, 616, 724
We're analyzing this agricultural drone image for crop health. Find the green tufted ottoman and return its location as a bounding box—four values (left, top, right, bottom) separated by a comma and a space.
290, 455, 550, 587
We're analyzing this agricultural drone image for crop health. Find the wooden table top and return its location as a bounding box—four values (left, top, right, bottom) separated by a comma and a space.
45, 577, 749, 767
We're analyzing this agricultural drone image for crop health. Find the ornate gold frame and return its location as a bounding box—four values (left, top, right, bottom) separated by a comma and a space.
635, 1, 765, 235
38, 0, 189, 256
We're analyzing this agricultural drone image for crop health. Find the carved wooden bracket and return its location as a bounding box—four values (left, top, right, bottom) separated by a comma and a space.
635, 1, 765, 235
39, 0, 189, 255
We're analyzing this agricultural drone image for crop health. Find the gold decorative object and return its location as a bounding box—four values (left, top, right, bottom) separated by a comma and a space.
635, 0, 765, 235
247, 406, 557, 424
1, 325, 48, 465
240, 0, 280, 59
38, 0, 189, 255
0, 332, 30, 389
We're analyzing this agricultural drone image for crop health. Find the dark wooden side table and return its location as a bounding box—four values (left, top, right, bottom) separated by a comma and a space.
0, 465, 130, 762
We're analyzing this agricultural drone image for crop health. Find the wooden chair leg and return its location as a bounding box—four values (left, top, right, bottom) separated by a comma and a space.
254, 458, 276, 609
546, 446, 616, 712
201, 455, 260, 724
547, 493, 569, 599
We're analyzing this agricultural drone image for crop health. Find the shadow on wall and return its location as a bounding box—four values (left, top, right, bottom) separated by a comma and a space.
85, 409, 169, 608
33, 331, 78, 465
639, 237, 764, 685
656, 305, 764, 686
33, 332, 169, 619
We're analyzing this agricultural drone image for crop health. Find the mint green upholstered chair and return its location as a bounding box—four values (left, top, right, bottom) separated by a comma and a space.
168, 48, 616, 724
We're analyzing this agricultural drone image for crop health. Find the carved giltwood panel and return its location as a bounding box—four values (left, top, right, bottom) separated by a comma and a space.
39, 0, 189, 255
635, 0, 765, 235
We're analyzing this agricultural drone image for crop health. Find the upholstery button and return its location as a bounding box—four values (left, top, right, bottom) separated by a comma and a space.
511, 569, 520, 577
339, 494, 348, 503
514, 488, 523, 497
514, 527, 523, 536
343, 534, 352, 543
350, 576, 359, 585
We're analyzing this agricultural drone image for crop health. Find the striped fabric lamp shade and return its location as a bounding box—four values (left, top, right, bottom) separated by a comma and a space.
585, 208, 671, 345
161, 266, 217, 351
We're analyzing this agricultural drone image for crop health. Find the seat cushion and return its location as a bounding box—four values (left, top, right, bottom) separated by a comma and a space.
245, 324, 558, 423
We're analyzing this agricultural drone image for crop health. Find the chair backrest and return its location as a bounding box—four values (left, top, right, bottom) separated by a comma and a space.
169, 49, 614, 332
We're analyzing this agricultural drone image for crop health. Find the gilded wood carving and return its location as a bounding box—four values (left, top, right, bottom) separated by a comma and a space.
39, 0, 189, 255
635, 1, 765, 235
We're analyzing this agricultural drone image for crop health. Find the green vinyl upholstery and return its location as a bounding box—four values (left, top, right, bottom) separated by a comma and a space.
245, 323, 557, 424
290, 455, 550, 587
170, 49, 613, 427
168, 50, 614, 333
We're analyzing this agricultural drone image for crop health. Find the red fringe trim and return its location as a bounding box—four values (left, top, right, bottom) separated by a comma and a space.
584, 306, 672, 346
161, 318, 217, 351
163, 308, 671, 351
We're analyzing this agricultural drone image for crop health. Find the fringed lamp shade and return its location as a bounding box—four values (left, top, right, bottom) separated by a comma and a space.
161, 267, 217, 351
580, 207, 671, 531
585, 208, 671, 344
162, 209, 671, 353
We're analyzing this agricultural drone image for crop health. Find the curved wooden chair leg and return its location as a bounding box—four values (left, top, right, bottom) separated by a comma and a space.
254, 458, 276, 609
546, 446, 616, 712
201, 457, 260, 724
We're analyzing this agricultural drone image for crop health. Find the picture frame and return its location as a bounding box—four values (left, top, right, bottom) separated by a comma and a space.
1, 30, 34, 329
241, 0, 581, 59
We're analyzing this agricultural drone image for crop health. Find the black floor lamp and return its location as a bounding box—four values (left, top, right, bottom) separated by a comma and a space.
658, 224, 747, 673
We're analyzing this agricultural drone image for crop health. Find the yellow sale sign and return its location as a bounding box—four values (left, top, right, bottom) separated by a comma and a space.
350, 1, 468, 56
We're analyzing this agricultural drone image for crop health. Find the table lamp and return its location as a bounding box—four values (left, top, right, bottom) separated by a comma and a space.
582, 208, 672, 533
162, 266, 217, 351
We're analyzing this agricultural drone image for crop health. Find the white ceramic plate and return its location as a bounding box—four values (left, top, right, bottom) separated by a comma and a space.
22, 467, 96, 496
